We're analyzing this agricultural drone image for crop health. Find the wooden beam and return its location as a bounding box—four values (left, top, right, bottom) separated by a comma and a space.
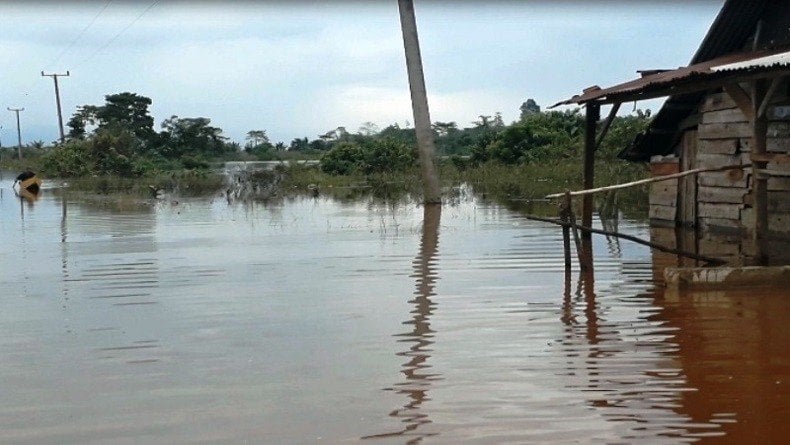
754, 168, 790, 177
723, 83, 754, 121
582, 103, 599, 243
758, 76, 783, 118
594, 102, 621, 151
750, 153, 790, 164
751, 79, 769, 265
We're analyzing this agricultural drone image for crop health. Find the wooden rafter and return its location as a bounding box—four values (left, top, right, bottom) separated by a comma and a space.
594, 102, 621, 151
723, 83, 754, 121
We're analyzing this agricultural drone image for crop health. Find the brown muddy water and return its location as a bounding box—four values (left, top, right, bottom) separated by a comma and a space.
0, 181, 788, 444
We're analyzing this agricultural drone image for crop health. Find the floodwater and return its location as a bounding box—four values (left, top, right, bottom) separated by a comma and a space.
0, 181, 788, 444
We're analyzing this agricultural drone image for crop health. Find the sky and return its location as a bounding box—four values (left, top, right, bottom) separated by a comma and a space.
0, 0, 723, 147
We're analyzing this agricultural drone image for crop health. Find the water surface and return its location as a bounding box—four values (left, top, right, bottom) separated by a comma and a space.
0, 184, 788, 444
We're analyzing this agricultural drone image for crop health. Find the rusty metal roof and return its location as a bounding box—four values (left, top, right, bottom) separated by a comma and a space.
622, 0, 777, 162
553, 48, 790, 107
712, 49, 790, 71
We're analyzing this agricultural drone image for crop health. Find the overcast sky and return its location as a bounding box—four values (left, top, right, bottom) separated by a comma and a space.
0, 1, 722, 146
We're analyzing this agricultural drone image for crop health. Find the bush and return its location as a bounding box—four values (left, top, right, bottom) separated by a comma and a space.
362, 138, 416, 174
320, 139, 417, 175
320, 142, 366, 175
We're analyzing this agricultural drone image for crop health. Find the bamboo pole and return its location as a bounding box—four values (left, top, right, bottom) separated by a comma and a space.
545, 164, 751, 199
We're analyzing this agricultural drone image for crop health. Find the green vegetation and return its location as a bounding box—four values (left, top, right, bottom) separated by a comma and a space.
1, 94, 651, 216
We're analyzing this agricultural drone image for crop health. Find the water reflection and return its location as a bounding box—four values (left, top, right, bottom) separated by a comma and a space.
658, 285, 790, 442
363, 203, 442, 443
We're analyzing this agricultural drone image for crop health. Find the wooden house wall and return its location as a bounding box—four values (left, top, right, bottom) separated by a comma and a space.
648, 87, 790, 264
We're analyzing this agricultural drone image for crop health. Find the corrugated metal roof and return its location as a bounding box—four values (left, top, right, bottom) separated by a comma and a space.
711, 50, 790, 71
622, 0, 771, 161
553, 48, 790, 107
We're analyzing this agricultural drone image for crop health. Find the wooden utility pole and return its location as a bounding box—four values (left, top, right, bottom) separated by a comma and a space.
397, 0, 441, 204
7, 107, 24, 160
41, 71, 70, 143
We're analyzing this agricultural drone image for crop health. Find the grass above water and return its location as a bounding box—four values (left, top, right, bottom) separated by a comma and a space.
15, 158, 650, 219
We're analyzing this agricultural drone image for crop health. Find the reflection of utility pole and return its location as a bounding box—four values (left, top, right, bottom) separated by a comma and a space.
41, 71, 70, 143
398, 0, 440, 204
7, 107, 24, 160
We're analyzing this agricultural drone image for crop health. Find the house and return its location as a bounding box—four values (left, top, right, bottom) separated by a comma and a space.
554, 0, 790, 265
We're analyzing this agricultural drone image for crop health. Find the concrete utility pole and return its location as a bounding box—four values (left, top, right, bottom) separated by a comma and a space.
7, 107, 24, 160
41, 71, 70, 143
398, 0, 441, 204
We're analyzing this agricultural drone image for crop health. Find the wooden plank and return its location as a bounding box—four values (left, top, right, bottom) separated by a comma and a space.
700, 216, 745, 231
767, 122, 790, 138
698, 122, 753, 140
649, 204, 676, 221
769, 191, 790, 211
698, 170, 748, 188
649, 226, 677, 250
699, 236, 742, 256
768, 175, 790, 190
698, 139, 739, 155
751, 153, 790, 163
769, 211, 790, 231
701, 92, 737, 113
698, 203, 743, 220
701, 108, 749, 125
767, 138, 790, 152
698, 186, 748, 204
650, 161, 679, 176
650, 182, 677, 206
696, 153, 747, 169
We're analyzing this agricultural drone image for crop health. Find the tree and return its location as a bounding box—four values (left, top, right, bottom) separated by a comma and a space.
432, 121, 457, 137
246, 130, 270, 147
96, 92, 155, 142
358, 121, 380, 136
160, 115, 228, 158
66, 105, 98, 140
289, 137, 309, 151
519, 99, 541, 120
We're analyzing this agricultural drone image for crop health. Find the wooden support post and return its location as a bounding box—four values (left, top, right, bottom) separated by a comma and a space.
559, 194, 572, 271
582, 103, 599, 243
566, 191, 591, 271
752, 80, 769, 265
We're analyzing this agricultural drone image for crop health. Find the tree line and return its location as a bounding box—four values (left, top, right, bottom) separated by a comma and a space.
37, 92, 651, 178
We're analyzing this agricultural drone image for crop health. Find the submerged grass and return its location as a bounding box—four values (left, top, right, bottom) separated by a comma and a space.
10, 154, 649, 219
262, 158, 650, 218
61, 170, 226, 197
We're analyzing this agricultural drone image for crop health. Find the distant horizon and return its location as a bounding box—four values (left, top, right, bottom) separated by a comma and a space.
0, 1, 722, 146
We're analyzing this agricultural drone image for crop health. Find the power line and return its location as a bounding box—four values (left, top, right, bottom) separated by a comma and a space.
47, 0, 114, 70
79, 0, 161, 66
